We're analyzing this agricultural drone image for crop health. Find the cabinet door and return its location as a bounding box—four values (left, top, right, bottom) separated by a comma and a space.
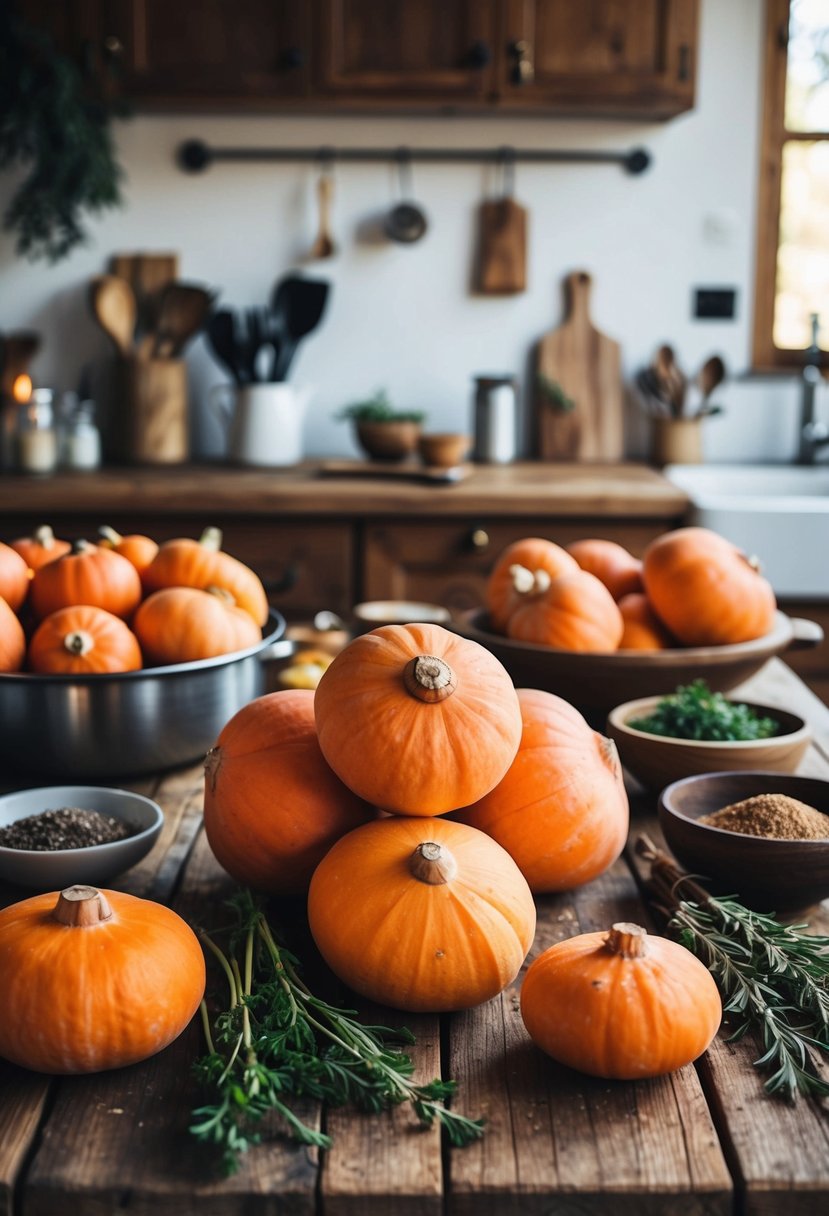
101, 0, 310, 103
316, 0, 496, 102
499, 0, 698, 118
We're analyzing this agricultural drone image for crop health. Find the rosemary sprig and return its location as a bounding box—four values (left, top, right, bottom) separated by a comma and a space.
190, 889, 484, 1174
637, 836, 829, 1102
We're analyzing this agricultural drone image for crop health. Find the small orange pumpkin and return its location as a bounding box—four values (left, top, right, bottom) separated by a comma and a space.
0, 540, 30, 613
485, 538, 578, 633
642, 526, 777, 646
454, 688, 629, 892
203, 690, 375, 894
142, 527, 268, 626
521, 922, 722, 1080
0, 596, 26, 672
617, 592, 677, 651
566, 538, 644, 601
29, 540, 142, 622
9, 525, 71, 572
506, 567, 624, 652
132, 586, 261, 665
28, 605, 142, 674
307, 817, 536, 1012
314, 623, 523, 816
0, 884, 205, 1074
98, 525, 159, 577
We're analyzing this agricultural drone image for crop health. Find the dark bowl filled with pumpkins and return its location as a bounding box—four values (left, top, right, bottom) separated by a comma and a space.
0, 524, 289, 780
454, 529, 823, 719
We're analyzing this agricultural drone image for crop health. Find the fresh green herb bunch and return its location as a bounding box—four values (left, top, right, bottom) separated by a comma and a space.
335, 388, 426, 424
190, 889, 483, 1176
640, 837, 829, 1102
0, 10, 127, 261
536, 371, 576, 413
629, 679, 779, 742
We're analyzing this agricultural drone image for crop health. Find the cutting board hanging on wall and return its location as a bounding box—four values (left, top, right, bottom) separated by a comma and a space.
533, 270, 624, 462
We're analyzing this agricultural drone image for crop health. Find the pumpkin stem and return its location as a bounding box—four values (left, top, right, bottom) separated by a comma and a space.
204, 746, 222, 792
64, 629, 94, 656
403, 655, 457, 703
199, 526, 224, 552
509, 563, 551, 596
409, 841, 458, 885
53, 886, 114, 927
205, 584, 236, 606
98, 525, 123, 548
34, 524, 56, 549
605, 922, 648, 959
70, 539, 95, 556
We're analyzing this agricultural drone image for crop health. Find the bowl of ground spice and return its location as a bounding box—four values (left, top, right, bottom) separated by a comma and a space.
658, 771, 829, 913
0, 786, 164, 890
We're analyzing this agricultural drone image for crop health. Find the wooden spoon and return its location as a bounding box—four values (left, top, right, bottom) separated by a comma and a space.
89, 275, 136, 357
152, 283, 215, 358
698, 355, 726, 399
308, 172, 337, 260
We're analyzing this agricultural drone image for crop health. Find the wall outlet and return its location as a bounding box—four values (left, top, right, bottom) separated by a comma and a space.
693, 288, 737, 319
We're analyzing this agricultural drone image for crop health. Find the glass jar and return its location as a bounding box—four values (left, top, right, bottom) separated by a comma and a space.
60, 396, 101, 470
16, 389, 58, 474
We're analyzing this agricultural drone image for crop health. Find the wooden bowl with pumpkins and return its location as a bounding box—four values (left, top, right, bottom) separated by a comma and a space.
453, 530, 823, 720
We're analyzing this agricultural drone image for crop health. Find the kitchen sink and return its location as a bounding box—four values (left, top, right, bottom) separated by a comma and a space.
664, 463, 829, 598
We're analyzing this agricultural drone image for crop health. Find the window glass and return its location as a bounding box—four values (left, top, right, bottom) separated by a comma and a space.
773, 140, 829, 351
785, 0, 829, 132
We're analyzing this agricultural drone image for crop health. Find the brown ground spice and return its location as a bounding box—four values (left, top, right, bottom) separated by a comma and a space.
700, 793, 829, 840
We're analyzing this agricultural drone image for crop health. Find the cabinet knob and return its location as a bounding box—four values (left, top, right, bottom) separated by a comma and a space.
103, 35, 124, 58
280, 47, 305, 71
466, 40, 492, 70
468, 528, 490, 551
262, 563, 299, 595
508, 39, 534, 86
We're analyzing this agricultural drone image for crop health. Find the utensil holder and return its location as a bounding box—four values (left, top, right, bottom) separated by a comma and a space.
651, 417, 703, 467
109, 356, 189, 464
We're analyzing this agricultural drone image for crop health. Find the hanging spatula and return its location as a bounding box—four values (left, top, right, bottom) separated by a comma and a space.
270, 275, 331, 381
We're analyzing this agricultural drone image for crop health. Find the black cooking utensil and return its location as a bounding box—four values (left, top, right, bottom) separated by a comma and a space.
270, 275, 330, 381
207, 309, 243, 384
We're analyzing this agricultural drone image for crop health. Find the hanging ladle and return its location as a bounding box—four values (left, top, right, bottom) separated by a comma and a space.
385, 148, 428, 245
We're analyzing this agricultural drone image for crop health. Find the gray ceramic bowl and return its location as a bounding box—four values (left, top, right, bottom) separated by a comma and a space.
0, 786, 164, 891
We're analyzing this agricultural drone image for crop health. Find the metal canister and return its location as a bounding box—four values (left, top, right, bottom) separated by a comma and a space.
473, 375, 517, 463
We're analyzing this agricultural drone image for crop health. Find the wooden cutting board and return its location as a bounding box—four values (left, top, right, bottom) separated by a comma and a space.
533, 270, 624, 462
109, 252, 179, 340
474, 197, 527, 294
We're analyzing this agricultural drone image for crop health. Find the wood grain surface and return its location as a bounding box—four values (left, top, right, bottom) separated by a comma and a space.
474, 197, 528, 295
534, 271, 625, 463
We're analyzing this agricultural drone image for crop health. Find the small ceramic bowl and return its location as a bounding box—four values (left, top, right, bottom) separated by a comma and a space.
417, 433, 471, 468
658, 771, 829, 912
355, 420, 421, 461
352, 600, 452, 634
606, 695, 812, 790
0, 786, 164, 891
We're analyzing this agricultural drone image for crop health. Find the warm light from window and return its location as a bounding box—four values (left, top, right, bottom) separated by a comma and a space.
12, 374, 32, 403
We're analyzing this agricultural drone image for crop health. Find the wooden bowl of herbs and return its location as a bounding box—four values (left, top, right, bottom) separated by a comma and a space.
657, 771, 829, 913
606, 679, 812, 791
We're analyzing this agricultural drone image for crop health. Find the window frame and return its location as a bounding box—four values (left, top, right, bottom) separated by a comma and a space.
752, 0, 829, 371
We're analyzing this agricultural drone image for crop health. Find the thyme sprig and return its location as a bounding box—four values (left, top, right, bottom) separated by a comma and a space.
190, 889, 484, 1174
637, 836, 829, 1102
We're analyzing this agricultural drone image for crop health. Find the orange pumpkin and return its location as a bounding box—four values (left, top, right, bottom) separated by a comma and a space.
132, 586, 261, 665
566, 538, 644, 601
29, 540, 142, 622
98, 525, 159, 577
642, 526, 777, 645
485, 538, 578, 633
314, 623, 523, 816
307, 817, 536, 1012
617, 592, 677, 651
520, 922, 721, 1080
9, 525, 71, 572
28, 605, 142, 674
142, 527, 268, 626
0, 884, 205, 1074
506, 567, 624, 652
0, 540, 30, 613
203, 689, 375, 894
454, 688, 629, 892
0, 596, 26, 672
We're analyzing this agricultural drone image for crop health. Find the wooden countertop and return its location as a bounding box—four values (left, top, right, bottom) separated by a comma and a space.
1, 658, 828, 1215
0, 461, 689, 519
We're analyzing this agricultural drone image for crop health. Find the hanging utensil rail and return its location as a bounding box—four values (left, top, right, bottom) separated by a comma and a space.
177, 139, 651, 175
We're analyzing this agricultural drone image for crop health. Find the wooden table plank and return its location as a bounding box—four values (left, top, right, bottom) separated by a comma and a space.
447, 860, 733, 1216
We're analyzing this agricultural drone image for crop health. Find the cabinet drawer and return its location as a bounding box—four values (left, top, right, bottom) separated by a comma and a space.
363, 518, 668, 613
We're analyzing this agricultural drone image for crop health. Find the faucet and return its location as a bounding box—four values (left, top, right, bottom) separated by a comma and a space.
797, 312, 829, 463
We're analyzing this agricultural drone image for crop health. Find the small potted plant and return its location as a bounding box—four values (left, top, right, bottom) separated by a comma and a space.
336, 390, 426, 462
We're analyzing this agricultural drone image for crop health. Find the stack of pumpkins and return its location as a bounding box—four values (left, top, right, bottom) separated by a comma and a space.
487, 527, 777, 651
0, 524, 268, 674
203, 621, 721, 1082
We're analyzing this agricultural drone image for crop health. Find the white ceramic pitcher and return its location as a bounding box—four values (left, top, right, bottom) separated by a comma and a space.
211, 383, 309, 467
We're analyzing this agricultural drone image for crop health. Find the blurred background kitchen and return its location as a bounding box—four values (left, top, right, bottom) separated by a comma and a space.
1, 0, 826, 466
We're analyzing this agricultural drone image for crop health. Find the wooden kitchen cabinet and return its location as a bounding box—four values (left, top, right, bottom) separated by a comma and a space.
498, 0, 698, 118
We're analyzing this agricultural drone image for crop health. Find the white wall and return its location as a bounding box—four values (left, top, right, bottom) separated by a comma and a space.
0, 0, 813, 464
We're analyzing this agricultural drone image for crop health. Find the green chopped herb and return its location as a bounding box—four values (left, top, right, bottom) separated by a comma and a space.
628, 679, 779, 742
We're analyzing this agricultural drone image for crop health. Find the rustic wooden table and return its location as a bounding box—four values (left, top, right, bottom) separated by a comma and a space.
1, 658, 828, 1216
